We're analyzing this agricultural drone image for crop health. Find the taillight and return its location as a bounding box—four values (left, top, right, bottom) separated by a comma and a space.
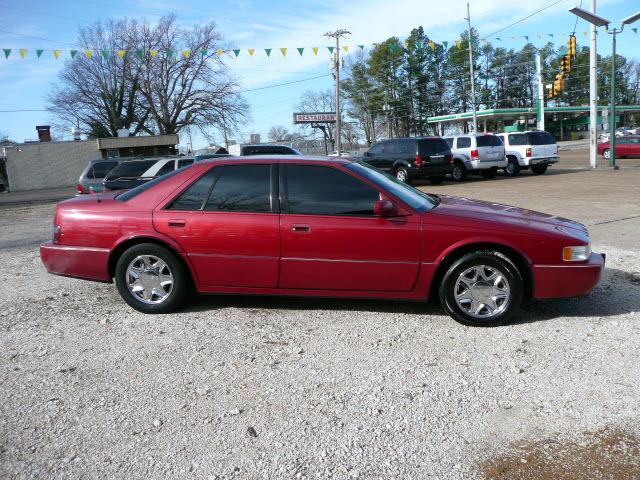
52, 224, 61, 243
415, 154, 423, 167
526, 147, 532, 157
77, 183, 85, 194
470, 149, 479, 159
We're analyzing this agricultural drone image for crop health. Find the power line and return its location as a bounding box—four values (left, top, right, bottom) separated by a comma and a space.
484, 0, 565, 39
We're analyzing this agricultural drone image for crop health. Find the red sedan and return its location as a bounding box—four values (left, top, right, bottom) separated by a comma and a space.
40, 157, 604, 327
598, 135, 640, 159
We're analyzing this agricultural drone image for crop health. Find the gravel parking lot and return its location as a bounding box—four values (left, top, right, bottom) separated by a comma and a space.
1, 153, 639, 479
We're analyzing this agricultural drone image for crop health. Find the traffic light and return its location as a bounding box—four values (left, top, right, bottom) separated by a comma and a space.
561, 55, 572, 74
554, 75, 564, 96
568, 35, 577, 58
548, 83, 555, 98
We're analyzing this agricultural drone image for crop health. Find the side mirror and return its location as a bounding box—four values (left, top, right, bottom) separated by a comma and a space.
363, 151, 371, 157
374, 199, 397, 218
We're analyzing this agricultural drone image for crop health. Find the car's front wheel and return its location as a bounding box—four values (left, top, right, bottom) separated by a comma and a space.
602, 148, 610, 160
439, 251, 523, 327
504, 157, 520, 176
115, 243, 188, 313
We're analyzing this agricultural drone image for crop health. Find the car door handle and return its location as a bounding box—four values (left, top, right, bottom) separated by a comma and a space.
168, 219, 186, 227
291, 224, 311, 232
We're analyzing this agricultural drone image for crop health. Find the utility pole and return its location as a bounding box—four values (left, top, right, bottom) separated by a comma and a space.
465, 2, 478, 133
589, 0, 598, 168
609, 27, 618, 168
536, 53, 545, 131
325, 29, 350, 155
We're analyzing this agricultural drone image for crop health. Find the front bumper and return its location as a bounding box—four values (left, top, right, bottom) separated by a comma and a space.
40, 242, 112, 282
407, 164, 453, 179
532, 252, 605, 299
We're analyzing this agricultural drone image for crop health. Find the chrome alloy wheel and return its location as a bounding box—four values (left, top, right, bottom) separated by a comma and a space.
126, 255, 174, 305
454, 264, 510, 319
396, 168, 408, 182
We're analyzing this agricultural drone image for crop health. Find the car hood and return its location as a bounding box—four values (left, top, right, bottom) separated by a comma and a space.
429, 194, 588, 236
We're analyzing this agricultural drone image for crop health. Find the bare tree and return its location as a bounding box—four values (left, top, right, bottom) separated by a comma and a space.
131, 15, 248, 137
267, 125, 290, 142
47, 19, 148, 138
296, 89, 336, 150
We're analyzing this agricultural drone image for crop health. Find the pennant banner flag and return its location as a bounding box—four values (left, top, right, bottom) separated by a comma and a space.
135, 49, 143, 59
358, 45, 365, 50
248, 48, 255, 56
19, 48, 27, 59
200, 49, 207, 56
264, 48, 272, 57
36, 49, 43, 58
182, 49, 191, 58
633, 27, 638, 34
70, 49, 78, 59
166, 49, 174, 58
85, 49, 93, 59
312, 47, 319, 56
102, 49, 110, 59
3, 49, 10, 58
327, 46, 334, 53
53, 49, 61, 59
297, 47, 304, 56
215, 48, 223, 56
150, 49, 158, 57
233, 49, 240, 57
280, 47, 287, 57
117, 49, 126, 59
342, 45, 349, 53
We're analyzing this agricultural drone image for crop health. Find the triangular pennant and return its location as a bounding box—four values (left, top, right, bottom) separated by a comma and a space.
102, 49, 109, 59
135, 49, 143, 59
443, 41, 449, 48
582, 31, 588, 36
117, 50, 126, 59
358, 45, 365, 50
524, 35, 529, 41
536, 34, 542, 39
548, 33, 554, 37
480, 38, 487, 44
166, 49, 174, 58
312, 47, 319, 56
200, 49, 207, 56
182, 49, 191, 58
70, 50, 78, 58
3, 48, 11, 58
342, 45, 349, 53
19, 48, 27, 59
233, 49, 240, 57
36, 49, 43, 58
495, 38, 501, 42
429, 40, 436, 50
327, 46, 334, 53
264, 48, 272, 57
150, 49, 158, 57
280, 47, 287, 57
633, 27, 638, 34
297, 47, 304, 56
84, 49, 93, 59
216, 48, 224, 56
248, 48, 256, 56
53, 50, 61, 59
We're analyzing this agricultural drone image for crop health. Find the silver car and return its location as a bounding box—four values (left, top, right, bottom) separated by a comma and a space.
77, 158, 124, 194
444, 134, 507, 181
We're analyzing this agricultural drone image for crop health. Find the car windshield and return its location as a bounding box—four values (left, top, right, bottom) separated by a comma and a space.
105, 160, 156, 180
345, 161, 439, 212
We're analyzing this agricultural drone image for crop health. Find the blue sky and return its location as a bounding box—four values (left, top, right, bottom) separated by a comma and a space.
0, 0, 638, 148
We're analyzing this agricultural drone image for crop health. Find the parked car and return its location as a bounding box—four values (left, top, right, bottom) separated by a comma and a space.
497, 130, 559, 176
40, 156, 604, 327
194, 153, 231, 161
443, 134, 506, 181
238, 145, 301, 156
328, 151, 355, 157
77, 158, 124, 194
103, 157, 194, 191
360, 137, 453, 184
598, 135, 640, 160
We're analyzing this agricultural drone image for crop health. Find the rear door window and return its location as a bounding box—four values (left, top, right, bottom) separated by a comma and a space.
368, 143, 385, 154
383, 140, 399, 154
204, 164, 271, 213
168, 168, 218, 210
527, 131, 556, 145
476, 135, 494, 147
456, 137, 471, 149
397, 139, 415, 154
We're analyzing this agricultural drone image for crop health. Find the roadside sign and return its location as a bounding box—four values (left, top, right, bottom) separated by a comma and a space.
293, 112, 337, 124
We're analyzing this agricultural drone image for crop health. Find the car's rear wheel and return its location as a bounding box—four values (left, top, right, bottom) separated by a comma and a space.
452, 161, 468, 181
439, 251, 523, 327
429, 176, 444, 185
531, 164, 548, 175
480, 168, 497, 179
504, 157, 520, 176
115, 243, 188, 313
602, 148, 610, 160
394, 166, 409, 183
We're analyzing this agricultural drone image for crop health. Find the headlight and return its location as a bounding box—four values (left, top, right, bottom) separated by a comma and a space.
563, 244, 591, 262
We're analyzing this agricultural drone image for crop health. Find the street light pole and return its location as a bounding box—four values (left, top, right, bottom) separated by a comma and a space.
609, 28, 618, 168
465, 2, 478, 133
589, 0, 598, 169
325, 29, 350, 156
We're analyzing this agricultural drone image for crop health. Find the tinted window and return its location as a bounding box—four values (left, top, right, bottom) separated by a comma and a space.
242, 146, 298, 155
397, 139, 415, 154
527, 131, 556, 145
508, 134, 528, 146
444, 138, 454, 148
116, 168, 183, 202
106, 160, 156, 180
204, 164, 271, 212
285, 165, 379, 216
476, 135, 494, 147
169, 168, 218, 210
457, 137, 471, 148
178, 159, 194, 168
89, 161, 118, 178
419, 138, 450, 155
492, 135, 504, 146
368, 143, 385, 154
156, 160, 175, 177
383, 140, 399, 154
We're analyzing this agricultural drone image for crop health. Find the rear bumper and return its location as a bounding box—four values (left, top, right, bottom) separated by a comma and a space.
532, 252, 605, 299
407, 164, 453, 178
467, 159, 508, 170
40, 242, 112, 282
523, 156, 559, 167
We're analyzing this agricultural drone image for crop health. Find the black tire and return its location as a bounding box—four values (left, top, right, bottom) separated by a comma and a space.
480, 168, 498, 179
531, 164, 548, 175
452, 161, 468, 182
602, 148, 610, 160
115, 243, 188, 314
504, 157, 521, 177
438, 250, 523, 327
429, 176, 445, 185
394, 166, 409, 183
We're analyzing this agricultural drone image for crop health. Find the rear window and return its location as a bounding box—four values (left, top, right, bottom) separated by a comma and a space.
456, 137, 471, 148
508, 134, 528, 146
89, 161, 118, 178
476, 135, 494, 147
106, 160, 156, 180
527, 131, 556, 145
242, 146, 298, 155
418, 138, 450, 155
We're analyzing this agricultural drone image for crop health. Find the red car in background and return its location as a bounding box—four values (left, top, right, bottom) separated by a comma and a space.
598, 135, 640, 160
40, 156, 604, 327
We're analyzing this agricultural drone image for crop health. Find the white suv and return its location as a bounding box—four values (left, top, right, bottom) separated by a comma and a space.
444, 134, 506, 181
497, 131, 559, 176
